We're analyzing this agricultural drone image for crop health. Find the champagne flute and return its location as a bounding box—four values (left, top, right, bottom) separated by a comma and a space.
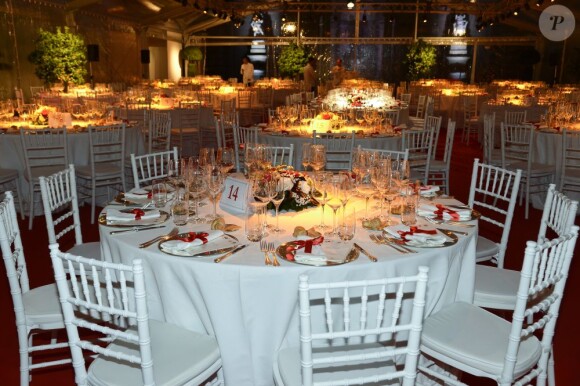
356, 171, 375, 221
270, 178, 286, 233
301, 143, 312, 171
199, 147, 215, 174
310, 145, 326, 172
204, 166, 224, 221
326, 179, 342, 240
313, 172, 330, 230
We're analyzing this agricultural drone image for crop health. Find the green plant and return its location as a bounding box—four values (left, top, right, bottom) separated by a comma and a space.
28, 26, 87, 93
180, 46, 203, 61
404, 39, 437, 81
278, 43, 308, 79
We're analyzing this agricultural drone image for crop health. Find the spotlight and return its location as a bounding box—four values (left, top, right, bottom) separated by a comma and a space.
423, 16, 428, 23
513, 8, 519, 16
347, 2, 355, 10
211, 9, 218, 17
362, 12, 367, 23
281, 13, 286, 22
536, 0, 544, 6
203, 7, 208, 14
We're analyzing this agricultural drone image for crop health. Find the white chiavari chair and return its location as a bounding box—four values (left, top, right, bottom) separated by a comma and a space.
468, 159, 522, 268
0, 192, 71, 386
560, 128, 580, 195
419, 225, 578, 386
130, 147, 179, 189
274, 267, 429, 386
233, 126, 259, 172
49, 244, 224, 386
504, 110, 527, 125
172, 105, 200, 157
39, 165, 101, 261
269, 144, 294, 167
76, 123, 126, 224
424, 115, 442, 159
359, 147, 409, 163
483, 112, 502, 166
20, 127, 68, 229
384, 109, 400, 126
148, 111, 172, 152
312, 130, 356, 171
0, 168, 24, 220
462, 95, 479, 144
401, 128, 433, 185
400, 93, 412, 104
424, 119, 455, 194
501, 123, 555, 219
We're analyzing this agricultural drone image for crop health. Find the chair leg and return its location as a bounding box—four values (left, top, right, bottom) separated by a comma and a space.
91, 180, 96, 224
28, 187, 34, 230
14, 177, 25, 220
548, 347, 556, 386
19, 327, 31, 386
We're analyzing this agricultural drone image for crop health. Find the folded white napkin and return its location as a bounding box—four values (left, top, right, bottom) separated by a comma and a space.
384, 224, 447, 246
418, 185, 440, 196
417, 203, 471, 220
162, 230, 224, 251
293, 236, 327, 265
106, 209, 160, 222
124, 189, 150, 200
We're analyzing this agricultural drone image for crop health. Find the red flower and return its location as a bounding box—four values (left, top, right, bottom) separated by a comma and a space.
41, 109, 49, 117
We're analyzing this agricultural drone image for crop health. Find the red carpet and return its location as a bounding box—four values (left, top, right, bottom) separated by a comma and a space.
0, 131, 578, 385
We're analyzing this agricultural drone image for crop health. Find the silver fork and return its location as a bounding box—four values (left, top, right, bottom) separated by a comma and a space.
260, 240, 272, 266
423, 216, 475, 228
377, 234, 415, 254
370, 234, 407, 254
268, 242, 280, 267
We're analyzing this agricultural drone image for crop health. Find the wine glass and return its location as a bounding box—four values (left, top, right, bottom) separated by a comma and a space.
204, 166, 224, 221
313, 172, 330, 230
217, 147, 235, 174
326, 179, 342, 240
356, 170, 375, 221
338, 171, 353, 216
301, 143, 312, 171
270, 178, 286, 233
251, 175, 272, 234
338, 208, 356, 243
310, 145, 326, 172
166, 158, 181, 192
199, 147, 215, 174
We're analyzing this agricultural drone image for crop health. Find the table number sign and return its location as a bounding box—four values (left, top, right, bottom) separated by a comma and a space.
220, 175, 250, 213
48, 112, 72, 128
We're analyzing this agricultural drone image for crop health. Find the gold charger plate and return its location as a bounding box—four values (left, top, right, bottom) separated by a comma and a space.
276, 242, 359, 266
382, 228, 458, 248
98, 210, 170, 228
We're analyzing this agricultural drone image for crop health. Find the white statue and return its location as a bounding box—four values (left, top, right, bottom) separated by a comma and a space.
453, 14, 468, 37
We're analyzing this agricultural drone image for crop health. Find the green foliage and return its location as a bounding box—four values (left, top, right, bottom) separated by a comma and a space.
28, 26, 87, 92
180, 46, 203, 61
404, 39, 437, 81
278, 43, 308, 79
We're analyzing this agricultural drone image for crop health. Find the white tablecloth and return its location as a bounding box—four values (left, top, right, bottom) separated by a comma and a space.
259, 133, 402, 170
99, 195, 476, 386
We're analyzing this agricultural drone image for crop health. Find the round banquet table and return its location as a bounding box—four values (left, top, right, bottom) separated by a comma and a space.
99, 191, 476, 386
259, 132, 402, 170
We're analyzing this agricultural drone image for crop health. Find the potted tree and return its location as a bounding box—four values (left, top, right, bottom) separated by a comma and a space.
404, 39, 437, 81
179, 46, 203, 77
278, 43, 308, 80
28, 26, 87, 93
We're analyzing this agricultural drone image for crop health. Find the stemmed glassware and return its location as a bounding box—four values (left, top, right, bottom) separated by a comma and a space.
310, 145, 326, 172
216, 147, 235, 174
338, 208, 356, 243
199, 147, 215, 174
204, 165, 224, 221
301, 143, 312, 172
250, 176, 272, 235
313, 172, 331, 230
326, 178, 343, 240
269, 178, 286, 233
338, 171, 353, 218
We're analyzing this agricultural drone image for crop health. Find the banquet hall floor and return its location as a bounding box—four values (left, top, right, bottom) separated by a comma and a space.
0, 130, 578, 386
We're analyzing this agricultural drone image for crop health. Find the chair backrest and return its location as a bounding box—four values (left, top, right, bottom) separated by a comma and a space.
560, 128, 580, 194
360, 146, 409, 163
401, 128, 433, 184
131, 147, 179, 189
384, 109, 400, 126
312, 130, 356, 171
197, 90, 212, 106
87, 124, 126, 177
468, 158, 522, 268
504, 110, 527, 125
500, 122, 534, 172
537, 183, 578, 242
220, 98, 236, 115
217, 110, 238, 149
442, 119, 456, 167
424, 96, 434, 117
237, 90, 254, 108
501, 226, 578, 384
424, 115, 442, 159
20, 127, 69, 181
415, 95, 427, 118
298, 267, 429, 386
400, 93, 411, 104
232, 126, 259, 172
49, 244, 155, 385
0, 192, 31, 322
463, 95, 478, 119
30, 86, 45, 99
148, 112, 172, 152
482, 113, 496, 164
39, 165, 83, 245
256, 87, 273, 107
270, 144, 294, 167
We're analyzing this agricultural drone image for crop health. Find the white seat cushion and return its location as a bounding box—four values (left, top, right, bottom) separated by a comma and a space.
473, 265, 519, 309
26, 166, 66, 181
88, 320, 220, 386
275, 343, 397, 386
23, 283, 64, 328
421, 302, 541, 378
475, 236, 499, 262
68, 242, 102, 261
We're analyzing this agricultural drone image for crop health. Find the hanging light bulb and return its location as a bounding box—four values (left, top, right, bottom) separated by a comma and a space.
347, 2, 355, 10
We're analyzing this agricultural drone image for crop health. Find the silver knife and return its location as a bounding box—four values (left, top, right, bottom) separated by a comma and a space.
437, 228, 468, 236
110, 225, 165, 235
190, 245, 238, 258
214, 244, 247, 263
353, 243, 378, 262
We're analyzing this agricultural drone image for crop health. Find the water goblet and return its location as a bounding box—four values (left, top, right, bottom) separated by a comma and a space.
338, 209, 356, 243
204, 166, 224, 221
217, 147, 235, 174
301, 143, 312, 171
310, 145, 326, 172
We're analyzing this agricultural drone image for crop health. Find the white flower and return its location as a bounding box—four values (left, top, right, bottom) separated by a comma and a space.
297, 180, 310, 194
280, 176, 294, 191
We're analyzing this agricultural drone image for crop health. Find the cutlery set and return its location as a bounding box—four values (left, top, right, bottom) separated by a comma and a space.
260, 240, 280, 266
369, 234, 414, 254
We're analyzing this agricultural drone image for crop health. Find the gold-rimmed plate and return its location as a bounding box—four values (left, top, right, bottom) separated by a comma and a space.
158, 233, 239, 257
276, 242, 359, 266
98, 210, 170, 228
382, 228, 458, 248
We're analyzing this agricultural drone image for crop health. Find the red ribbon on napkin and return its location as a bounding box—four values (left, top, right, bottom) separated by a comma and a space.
290, 236, 324, 254
434, 204, 459, 220
178, 232, 209, 244
397, 226, 437, 241
131, 209, 145, 220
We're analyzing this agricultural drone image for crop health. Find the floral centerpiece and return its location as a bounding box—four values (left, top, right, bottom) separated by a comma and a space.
31, 106, 56, 125
260, 165, 318, 212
